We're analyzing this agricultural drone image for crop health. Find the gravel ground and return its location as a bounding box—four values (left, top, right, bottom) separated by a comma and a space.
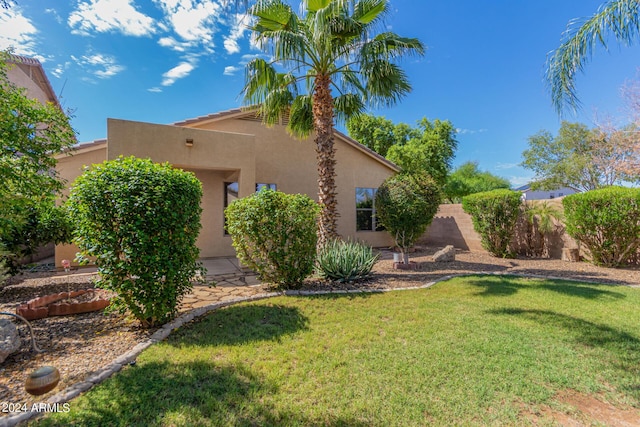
0, 248, 638, 411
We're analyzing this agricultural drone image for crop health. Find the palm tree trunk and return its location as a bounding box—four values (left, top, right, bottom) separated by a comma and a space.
312, 74, 339, 246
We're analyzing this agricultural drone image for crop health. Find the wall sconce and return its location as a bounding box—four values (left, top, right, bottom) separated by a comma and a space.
185, 138, 194, 147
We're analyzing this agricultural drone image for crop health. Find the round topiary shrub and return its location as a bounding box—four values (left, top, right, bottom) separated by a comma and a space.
225, 189, 320, 288
375, 172, 441, 262
563, 186, 640, 267
462, 189, 522, 258
66, 156, 204, 327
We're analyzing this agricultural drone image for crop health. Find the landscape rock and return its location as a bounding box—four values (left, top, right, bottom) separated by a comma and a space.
432, 245, 456, 262
0, 319, 21, 364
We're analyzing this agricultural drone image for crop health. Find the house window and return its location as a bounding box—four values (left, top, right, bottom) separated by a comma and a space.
356, 188, 383, 231
224, 182, 238, 234
256, 183, 276, 192
559, 192, 564, 197
549, 193, 555, 199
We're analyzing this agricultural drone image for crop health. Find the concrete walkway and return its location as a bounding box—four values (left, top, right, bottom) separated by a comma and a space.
179, 257, 266, 312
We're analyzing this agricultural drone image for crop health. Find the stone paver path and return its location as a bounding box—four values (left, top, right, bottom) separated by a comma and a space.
179, 271, 266, 312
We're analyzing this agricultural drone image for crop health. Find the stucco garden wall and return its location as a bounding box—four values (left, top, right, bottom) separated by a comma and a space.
419, 200, 579, 260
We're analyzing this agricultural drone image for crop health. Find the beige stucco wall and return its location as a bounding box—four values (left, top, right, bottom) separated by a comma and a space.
187, 117, 395, 247
7, 64, 51, 105
55, 144, 108, 267
54, 115, 395, 266
108, 118, 256, 257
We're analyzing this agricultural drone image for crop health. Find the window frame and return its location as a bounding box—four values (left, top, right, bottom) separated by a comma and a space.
355, 187, 383, 232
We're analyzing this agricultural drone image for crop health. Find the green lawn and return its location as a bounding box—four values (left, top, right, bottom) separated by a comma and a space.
36, 275, 640, 426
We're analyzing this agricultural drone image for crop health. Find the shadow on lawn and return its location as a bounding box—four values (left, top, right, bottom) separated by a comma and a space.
466, 275, 626, 300
38, 359, 371, 427
168, 304, 310, 347
489, 308, 640, 398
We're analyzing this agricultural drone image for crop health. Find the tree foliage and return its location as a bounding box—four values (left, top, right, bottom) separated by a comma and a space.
546, 0, 640, 113
225, 189, 320, 288
443, 161, 510, 203
375, 172, 441, 259
521, 121, 634, 191
243, 0, 423, 246
346, 114, 415, 157
563, 186, 640, 267
384, 118, 457, 186
0, 50, 76, 236
517, 201, 565, 258
0, 199, 72, 274
462, 189, 522, 258
67, 156, 204, 327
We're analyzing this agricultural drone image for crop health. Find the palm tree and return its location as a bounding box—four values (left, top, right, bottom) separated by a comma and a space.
243, 0, 424, 246
546, 0, 640, 113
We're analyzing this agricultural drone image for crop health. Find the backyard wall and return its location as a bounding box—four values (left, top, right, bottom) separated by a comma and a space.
418, 201, 580, 260
417, 204, 484, 252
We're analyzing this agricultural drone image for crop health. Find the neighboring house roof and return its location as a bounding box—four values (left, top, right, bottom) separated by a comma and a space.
174, 108, 401, 173
6, 53, 60, 108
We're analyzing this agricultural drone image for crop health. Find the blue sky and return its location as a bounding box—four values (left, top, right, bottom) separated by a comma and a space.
2, 0, 639, 186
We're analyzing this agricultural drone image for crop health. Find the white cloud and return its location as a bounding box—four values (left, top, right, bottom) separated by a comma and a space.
456, 128, 488, 135
508, 175, 534, 187
495, 162, 520, 170
158, 36, 189, 52
239, 53, 270, 65
223, 65, 240, 76
153, 0, 221, 53
69, 0, 155, 37
224, 38, 240, 54
73, 53, 125, 79
51, 61, 72, 79
148, 87, 162, 93
161, 61, 195, 86
45, 8, 63, 24
0, 8, 38, 56
223, 13, 249, 54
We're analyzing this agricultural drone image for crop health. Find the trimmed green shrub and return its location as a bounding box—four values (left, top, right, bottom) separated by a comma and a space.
375, 172, 441, 261
0, 244, 9, 287
66, 156, 204, 327
462, 189, 522, 258
316, 238, 378, 282
0, 199, 73, 274
563, 186, 640, 267
225, 189, 320, 288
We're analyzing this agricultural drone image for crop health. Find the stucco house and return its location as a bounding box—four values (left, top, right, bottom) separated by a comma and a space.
6, 54, 60, 107
55, 109, 398, 267
515, 184, 579, 200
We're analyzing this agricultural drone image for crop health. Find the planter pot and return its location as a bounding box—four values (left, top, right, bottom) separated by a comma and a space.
393, 253, 410, 264
393, 261, 419, 270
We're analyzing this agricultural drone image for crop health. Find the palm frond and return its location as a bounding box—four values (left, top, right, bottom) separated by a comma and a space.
334, 93, 365, 125
361, 59, 411, 107
546, 0, 640, 114
250, 0, 293, 31
352, 0, 387, 24
287, 95, 314, 138
361, 32, 425, 60
242, 58, 278, 105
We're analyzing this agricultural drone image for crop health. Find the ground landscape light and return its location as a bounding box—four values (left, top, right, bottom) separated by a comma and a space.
0, 312, 60, 395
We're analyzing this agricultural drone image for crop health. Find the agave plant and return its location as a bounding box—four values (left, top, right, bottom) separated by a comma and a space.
316, 238, 379, 282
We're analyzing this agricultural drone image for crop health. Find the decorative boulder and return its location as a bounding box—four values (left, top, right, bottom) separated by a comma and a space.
0, 319, 21, 364
432, 245, 456, 262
